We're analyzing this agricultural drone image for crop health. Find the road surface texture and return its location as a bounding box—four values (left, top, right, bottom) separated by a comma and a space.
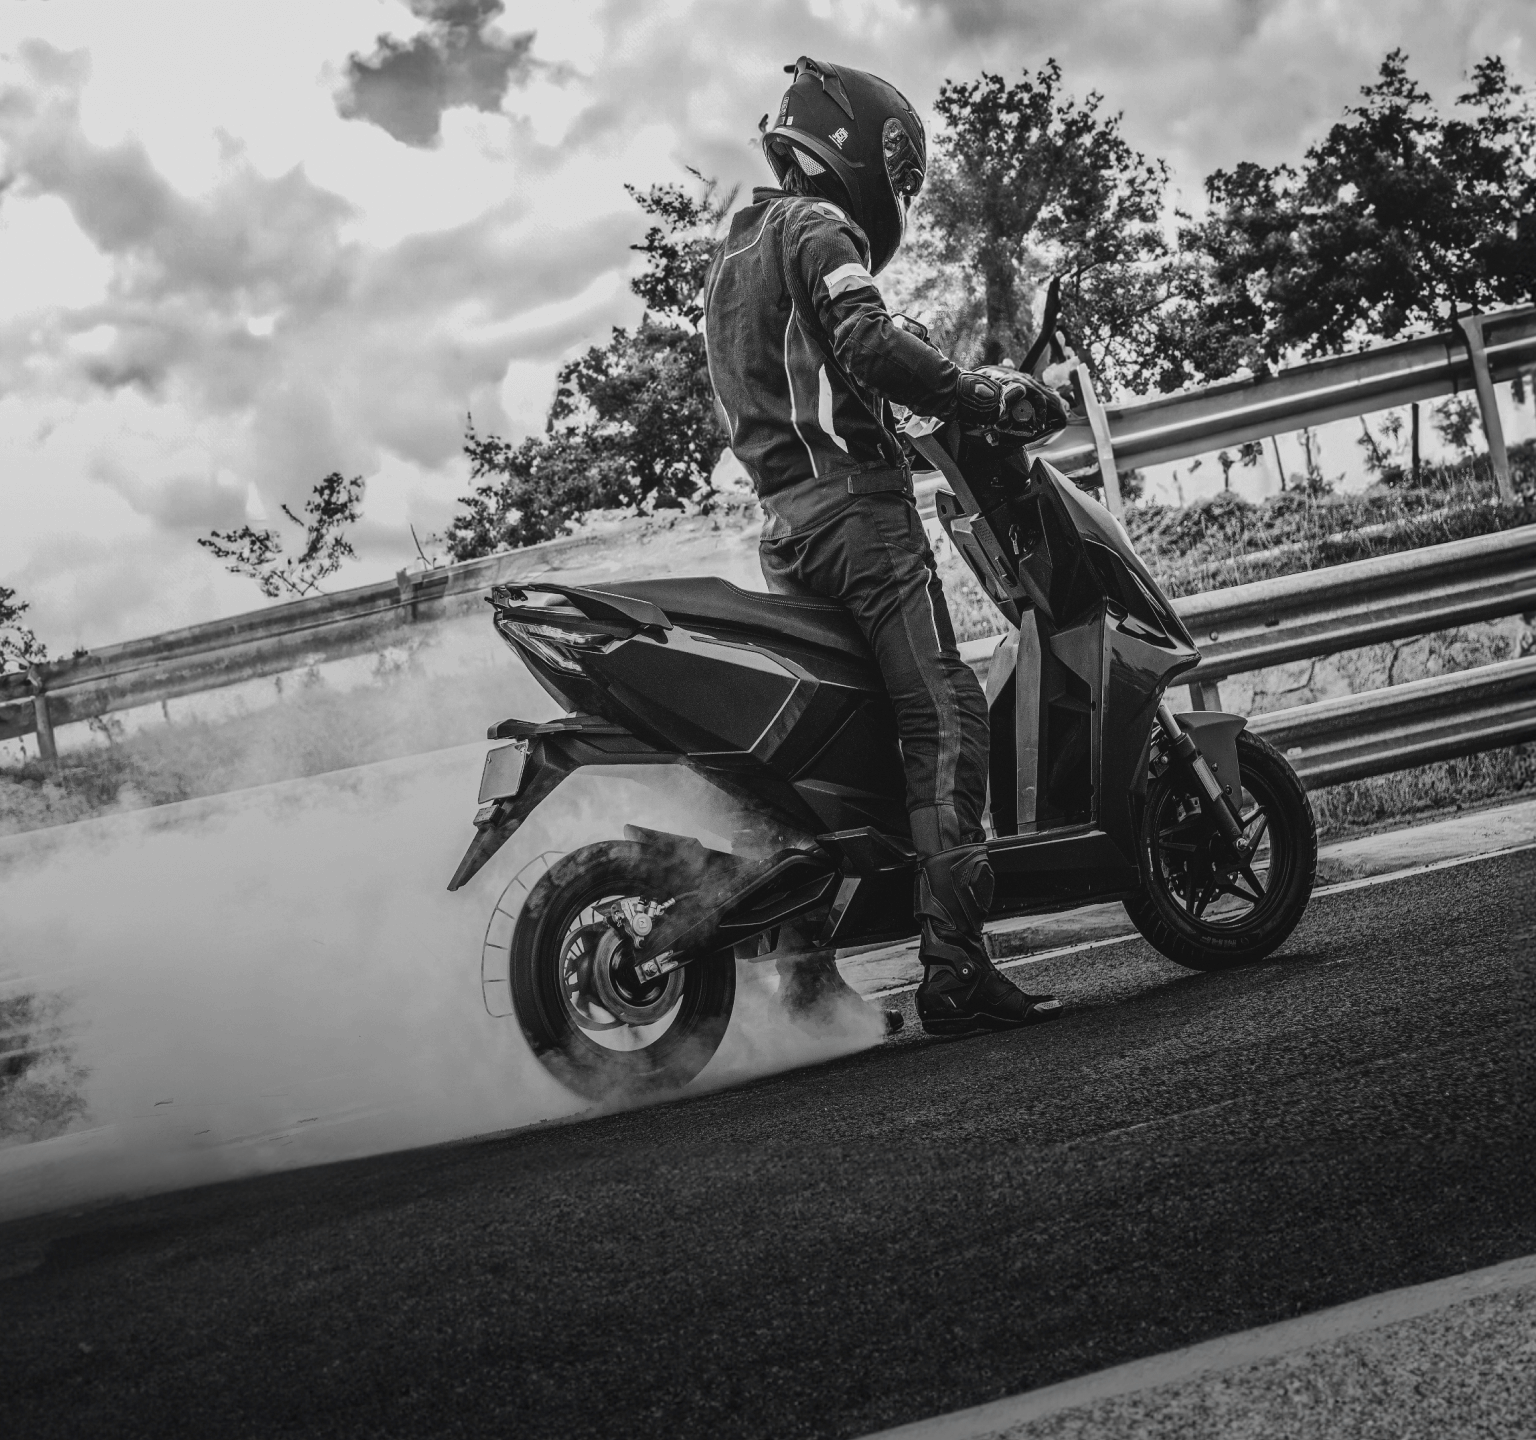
3, 848, 1533, 1439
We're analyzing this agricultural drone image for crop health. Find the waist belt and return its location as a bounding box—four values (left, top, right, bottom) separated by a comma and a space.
759, 464, 914, 538
846, 469, 912, 495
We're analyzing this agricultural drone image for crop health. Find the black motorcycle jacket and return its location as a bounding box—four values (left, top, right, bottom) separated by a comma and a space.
702, 187, 960, 538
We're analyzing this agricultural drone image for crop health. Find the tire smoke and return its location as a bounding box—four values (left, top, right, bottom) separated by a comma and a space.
0, 743, 883, 1222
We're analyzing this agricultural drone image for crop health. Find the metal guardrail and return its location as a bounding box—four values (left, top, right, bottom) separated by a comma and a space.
1249, 655, 1536, 787
958, 519, 1536, 685
0, 528, 644, 747
1178, 524, 1536, 683
1034, 304, 1536, 502
2, 305, 1533, 769
953, 520, 1536, 787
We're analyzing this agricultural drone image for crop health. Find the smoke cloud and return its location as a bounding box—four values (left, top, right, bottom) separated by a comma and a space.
0, 738, 881, 1221
337, 0, 538, 147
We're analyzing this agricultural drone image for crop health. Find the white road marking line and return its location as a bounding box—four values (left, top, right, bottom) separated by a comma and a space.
869, 934, 1137, 997
1311, 838, 1536, 897
867, 839, 1536, 998
852, 1252, 1536, 1440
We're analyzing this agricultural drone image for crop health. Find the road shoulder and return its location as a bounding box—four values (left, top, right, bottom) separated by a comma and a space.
857, 1254, 1536, 1440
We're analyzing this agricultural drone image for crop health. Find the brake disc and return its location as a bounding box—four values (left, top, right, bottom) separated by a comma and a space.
588, 926, 683, 1026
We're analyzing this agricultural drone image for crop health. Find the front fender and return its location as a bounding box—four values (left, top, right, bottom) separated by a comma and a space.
1174, 710, 1247, 803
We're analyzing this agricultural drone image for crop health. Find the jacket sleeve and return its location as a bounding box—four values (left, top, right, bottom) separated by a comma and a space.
789, 202, 960, 419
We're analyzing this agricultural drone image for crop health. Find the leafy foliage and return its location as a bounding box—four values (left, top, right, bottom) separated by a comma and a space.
1124, 439, 1536, 598
898, 51, 1533, 396
443, 173, 733, 561
625, 168, 733, 326
0, 583, 46, 674
903, 60, 1191, 391
1432, 394, 1482, 459
1185, 52, 1536, 369
200, 472, 365, 600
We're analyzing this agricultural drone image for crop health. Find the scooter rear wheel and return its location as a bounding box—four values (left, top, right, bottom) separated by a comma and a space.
1124, 729, 1316, 971
509, 841, 736, 1100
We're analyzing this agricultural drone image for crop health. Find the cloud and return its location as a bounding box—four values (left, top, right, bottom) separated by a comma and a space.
89, 457, 249, 537
337, 0, 537, 147
0, 41, 639, 508
3, 0, 1534, 651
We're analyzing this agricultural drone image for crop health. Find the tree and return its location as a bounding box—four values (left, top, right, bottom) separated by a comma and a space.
905, 61, 1190, 391
1295, 426, 1336, 497
0, 582, 46, 673
1432, 395, 1481, 461
1188, 52, 1536, 367
443, 171, 734, 561
1215, 442, 1264, 492
200, 471, 365, 600
625, 168, 732, 325
1357, 411, 1409, 485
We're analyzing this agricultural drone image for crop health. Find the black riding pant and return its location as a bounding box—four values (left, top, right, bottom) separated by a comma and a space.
759, 493, 990, 855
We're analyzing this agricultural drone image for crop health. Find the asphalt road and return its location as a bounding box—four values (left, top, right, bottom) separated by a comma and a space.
3, 849, 1534, 1440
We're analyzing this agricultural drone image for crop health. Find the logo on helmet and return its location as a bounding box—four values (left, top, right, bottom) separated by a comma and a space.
830, 127, 849, 149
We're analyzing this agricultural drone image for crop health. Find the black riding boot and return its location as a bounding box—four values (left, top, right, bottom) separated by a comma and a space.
915, 844, 1061, 1037
777, 934, 903, 1036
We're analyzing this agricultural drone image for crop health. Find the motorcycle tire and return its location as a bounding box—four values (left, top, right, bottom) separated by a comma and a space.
1124, 728, 1316, 971
509, 840, 736, 1101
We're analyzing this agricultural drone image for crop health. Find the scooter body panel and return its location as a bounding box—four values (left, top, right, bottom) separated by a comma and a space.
452, 422, 1212, 960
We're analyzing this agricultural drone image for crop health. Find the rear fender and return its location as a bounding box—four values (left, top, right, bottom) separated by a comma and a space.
446, 715, 680, 892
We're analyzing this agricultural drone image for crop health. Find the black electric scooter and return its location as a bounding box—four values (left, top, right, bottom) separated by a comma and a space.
447, 392, 1316, 1100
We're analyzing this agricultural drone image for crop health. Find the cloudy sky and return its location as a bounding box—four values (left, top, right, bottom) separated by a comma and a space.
2, 0, 1533, 651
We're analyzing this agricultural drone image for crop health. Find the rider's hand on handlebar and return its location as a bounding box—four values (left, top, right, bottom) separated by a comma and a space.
957, 368, 1068, 440
956, 370, 1007, 428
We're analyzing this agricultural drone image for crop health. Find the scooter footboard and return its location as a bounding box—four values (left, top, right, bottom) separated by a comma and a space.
446, 715, 681, 891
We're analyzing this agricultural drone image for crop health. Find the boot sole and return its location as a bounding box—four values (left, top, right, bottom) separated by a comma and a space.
920, 1001, 1062, 1038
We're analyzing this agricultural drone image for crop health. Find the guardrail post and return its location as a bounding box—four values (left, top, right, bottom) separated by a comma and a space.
1073, 363, 1124, 516
27, 666, 58, 766
1187, 679, 1223, 713
396, 567, 428, 624
1457, 314, 1515, 503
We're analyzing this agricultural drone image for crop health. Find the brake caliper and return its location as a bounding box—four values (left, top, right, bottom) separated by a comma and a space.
602, 898, 678, 984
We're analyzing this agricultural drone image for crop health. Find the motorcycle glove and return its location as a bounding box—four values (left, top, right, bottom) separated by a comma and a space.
955, 370, 1006, 427
957, 368, 1069, 440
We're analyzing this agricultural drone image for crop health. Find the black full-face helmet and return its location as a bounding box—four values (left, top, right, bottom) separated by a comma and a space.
760, 56, 926, 275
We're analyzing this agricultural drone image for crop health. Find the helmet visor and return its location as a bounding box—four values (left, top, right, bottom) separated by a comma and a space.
882, 116, 925, 239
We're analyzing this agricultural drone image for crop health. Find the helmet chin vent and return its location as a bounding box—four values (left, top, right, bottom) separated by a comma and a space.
795, 148, 828, 176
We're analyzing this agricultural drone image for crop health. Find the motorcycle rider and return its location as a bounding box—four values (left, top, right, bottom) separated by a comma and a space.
702, 57, 1061, 1037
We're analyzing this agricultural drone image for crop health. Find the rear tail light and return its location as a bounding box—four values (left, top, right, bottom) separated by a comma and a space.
494, 616, 620, 674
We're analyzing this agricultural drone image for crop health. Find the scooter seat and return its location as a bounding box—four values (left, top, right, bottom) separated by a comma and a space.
595, 578, 872, 659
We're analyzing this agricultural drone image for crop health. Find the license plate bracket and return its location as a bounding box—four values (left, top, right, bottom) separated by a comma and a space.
478, 741, 529, 803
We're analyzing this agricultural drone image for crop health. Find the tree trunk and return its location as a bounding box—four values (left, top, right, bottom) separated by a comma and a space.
980, 245, 1019, 366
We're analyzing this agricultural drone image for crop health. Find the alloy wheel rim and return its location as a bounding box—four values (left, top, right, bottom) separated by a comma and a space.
1153, 775, 1285, 931
557, 897, 684, 1051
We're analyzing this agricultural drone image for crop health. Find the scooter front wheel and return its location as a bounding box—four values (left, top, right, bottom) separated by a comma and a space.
509, 841, 736, 1100
1124, 729, 1317, 971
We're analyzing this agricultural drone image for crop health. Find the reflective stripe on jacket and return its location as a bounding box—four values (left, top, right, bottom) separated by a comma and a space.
702, 187, 960, 539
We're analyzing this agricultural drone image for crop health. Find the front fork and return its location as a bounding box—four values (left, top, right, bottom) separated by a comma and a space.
1156, 701, 1248, 848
